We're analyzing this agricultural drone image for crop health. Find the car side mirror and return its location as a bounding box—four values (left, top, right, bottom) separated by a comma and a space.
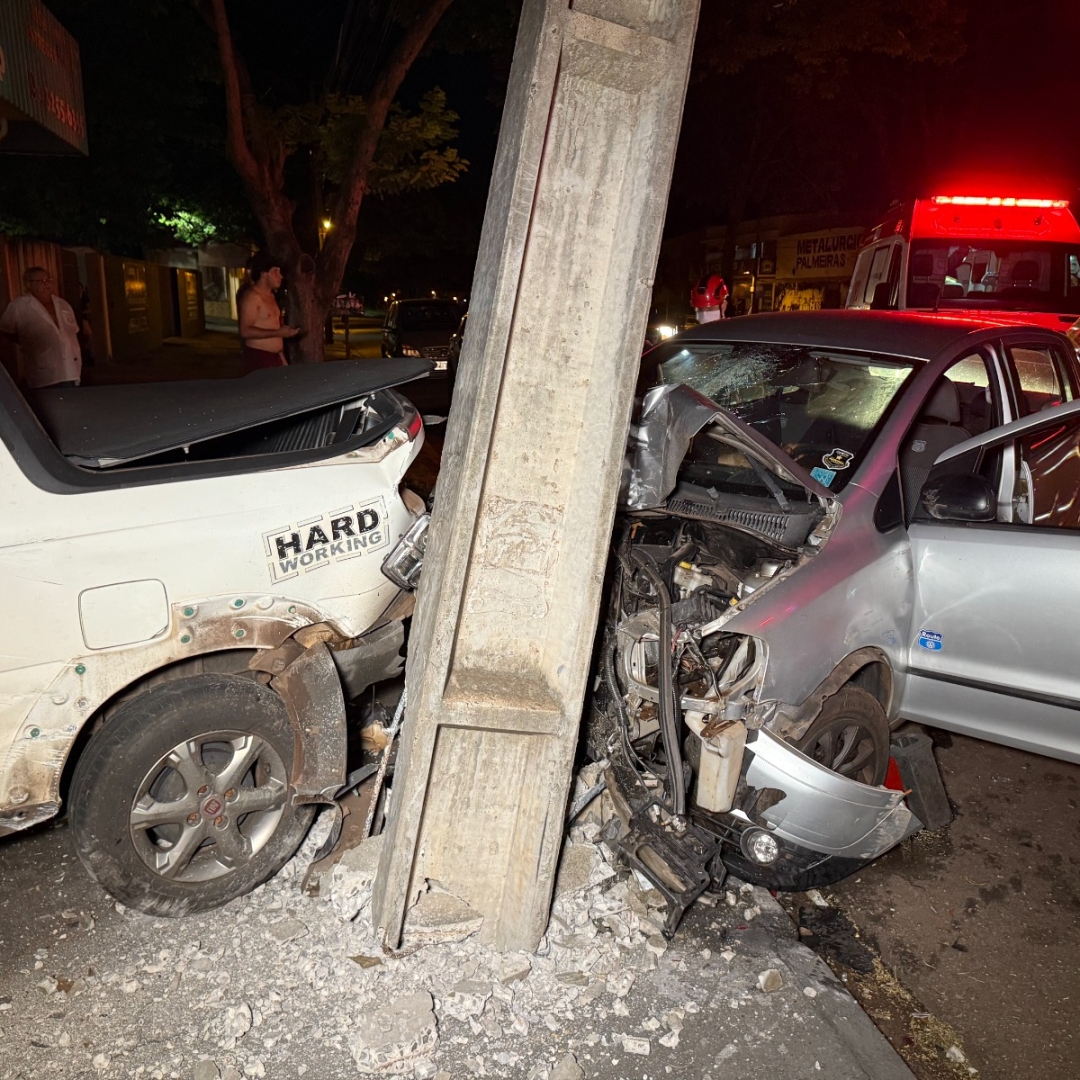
918, 473, 996, 522
870, 281, 895, 310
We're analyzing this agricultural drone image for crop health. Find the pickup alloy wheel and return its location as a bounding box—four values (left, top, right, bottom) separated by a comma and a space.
70, 674, 315, 916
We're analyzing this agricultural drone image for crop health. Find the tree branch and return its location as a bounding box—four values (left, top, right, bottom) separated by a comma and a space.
318, 0, 455, 297
207, 0, 261, 188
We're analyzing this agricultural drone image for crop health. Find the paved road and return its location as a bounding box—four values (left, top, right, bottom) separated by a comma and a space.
0, 815, 913, 1080
784, 727, 1080, 1080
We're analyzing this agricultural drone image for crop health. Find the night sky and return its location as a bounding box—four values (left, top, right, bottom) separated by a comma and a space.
3, 0, 1077, 295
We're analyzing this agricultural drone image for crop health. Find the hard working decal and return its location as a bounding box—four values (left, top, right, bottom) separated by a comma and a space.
264, 498, 389, 583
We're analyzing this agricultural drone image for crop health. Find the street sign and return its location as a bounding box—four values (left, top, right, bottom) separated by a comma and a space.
0, 0, 87, 155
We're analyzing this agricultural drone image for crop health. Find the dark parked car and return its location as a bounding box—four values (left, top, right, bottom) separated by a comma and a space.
382, 299, 461, 369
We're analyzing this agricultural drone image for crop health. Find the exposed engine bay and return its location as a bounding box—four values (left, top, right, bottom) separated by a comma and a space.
594, 384, 920, 936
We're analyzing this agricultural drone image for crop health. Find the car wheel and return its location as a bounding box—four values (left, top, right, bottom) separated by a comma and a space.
69, 674, 315, 917
719, 685, 891, 891
795, 685, 890, 786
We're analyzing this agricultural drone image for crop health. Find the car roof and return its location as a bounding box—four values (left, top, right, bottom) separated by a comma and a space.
676, 310, 1065, 361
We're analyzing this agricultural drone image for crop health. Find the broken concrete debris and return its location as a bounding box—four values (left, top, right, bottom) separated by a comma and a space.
758, 968, 785, 993
440, 981, 492, 1022
349, 990, 439, 1075
549, 1051, 585, 1080
192, 1060, 220, 1080
2, 784, 907, 1080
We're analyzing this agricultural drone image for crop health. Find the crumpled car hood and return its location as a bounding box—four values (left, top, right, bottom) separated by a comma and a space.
624, 383, 835, 510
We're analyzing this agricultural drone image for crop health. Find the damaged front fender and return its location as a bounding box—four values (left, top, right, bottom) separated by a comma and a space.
741, 729, 920, 860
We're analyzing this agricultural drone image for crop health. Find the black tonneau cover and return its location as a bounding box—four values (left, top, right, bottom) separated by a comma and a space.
33, 359, 432, 467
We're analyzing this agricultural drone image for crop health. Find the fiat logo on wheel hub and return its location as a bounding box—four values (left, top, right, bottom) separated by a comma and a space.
202, 796, 224, 817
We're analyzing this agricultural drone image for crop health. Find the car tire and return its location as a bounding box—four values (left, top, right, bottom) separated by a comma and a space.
719, 685, 891, 892
69, 674, 315, 917
795, 685, 890, 787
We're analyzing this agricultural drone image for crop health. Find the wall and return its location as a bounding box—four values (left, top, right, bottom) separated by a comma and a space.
102, 255, 165, 362
174, 269, 205, 338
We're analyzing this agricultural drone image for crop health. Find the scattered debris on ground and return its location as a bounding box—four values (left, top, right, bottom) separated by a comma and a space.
0, 768, 912, 1080
780, 889, 977, 1080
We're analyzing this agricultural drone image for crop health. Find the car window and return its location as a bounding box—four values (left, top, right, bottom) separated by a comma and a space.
1013, 413, 1080, 529
908, 241, 1075, 311
397, 303, 460, 332
1006, 343, 1072, 415
658, 342, 918, 492
902, 352, 1002, 521
943, 352, 999, 434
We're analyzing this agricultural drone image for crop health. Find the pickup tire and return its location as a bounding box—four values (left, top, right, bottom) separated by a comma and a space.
69, 674, 314, 917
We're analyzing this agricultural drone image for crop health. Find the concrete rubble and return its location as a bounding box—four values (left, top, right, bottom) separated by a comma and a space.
0, 782, 916, 1079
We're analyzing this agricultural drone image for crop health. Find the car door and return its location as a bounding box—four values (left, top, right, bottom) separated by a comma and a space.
901, 396, 1080, 763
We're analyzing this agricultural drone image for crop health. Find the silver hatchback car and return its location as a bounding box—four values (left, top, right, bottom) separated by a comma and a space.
600, 310, 1080, 914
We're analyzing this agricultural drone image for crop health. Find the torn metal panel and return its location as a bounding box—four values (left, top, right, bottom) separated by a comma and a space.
625, 383, 834, 510
743, 729, 921, 859
269, 641, 349, 805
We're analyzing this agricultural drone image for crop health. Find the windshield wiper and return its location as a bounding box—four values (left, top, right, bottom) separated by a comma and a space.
746, 455, 791, 513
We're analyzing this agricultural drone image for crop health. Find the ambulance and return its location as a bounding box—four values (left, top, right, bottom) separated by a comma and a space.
845, 195, 1080, 335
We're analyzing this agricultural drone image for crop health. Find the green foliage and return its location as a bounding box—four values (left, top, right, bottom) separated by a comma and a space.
154, 204, 221, 247
272, 88, 468, 198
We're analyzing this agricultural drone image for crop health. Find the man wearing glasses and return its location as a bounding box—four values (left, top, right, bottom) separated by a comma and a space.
0, 266, 83, 388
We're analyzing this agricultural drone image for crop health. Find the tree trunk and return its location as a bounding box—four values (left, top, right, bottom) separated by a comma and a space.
284, 264, 331, 365
208, 0, 455, 363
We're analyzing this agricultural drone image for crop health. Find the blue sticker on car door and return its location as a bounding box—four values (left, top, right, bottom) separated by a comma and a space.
917, 629, 943, 652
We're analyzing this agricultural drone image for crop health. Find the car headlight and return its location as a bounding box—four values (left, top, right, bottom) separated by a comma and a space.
401, 345, 421, 357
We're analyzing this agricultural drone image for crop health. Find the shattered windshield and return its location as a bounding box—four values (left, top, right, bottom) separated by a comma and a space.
658, 342, 918, 491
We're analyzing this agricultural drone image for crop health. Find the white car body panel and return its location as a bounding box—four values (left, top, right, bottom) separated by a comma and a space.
0, 425, 422, 835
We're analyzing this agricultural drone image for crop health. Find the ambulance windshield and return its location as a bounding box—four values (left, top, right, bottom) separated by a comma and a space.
907, 241, 1080, 313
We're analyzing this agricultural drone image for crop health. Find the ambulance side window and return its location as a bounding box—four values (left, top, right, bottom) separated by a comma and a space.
862, 245, 892, 304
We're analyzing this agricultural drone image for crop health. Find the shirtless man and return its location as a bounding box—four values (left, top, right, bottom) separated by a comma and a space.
238, 252, 300, 373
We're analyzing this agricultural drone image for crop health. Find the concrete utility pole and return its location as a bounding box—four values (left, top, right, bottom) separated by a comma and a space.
372, 0, 700, 952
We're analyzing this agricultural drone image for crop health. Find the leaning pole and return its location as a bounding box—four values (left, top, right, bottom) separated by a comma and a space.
372, 0, 701, 952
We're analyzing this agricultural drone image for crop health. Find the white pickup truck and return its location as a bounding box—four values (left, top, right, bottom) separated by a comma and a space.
0, 360, 430, 915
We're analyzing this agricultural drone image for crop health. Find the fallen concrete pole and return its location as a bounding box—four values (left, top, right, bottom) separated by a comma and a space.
372, 0, 700, 952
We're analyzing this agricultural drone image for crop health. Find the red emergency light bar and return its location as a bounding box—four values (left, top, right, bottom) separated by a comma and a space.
932, 195, 1070, 209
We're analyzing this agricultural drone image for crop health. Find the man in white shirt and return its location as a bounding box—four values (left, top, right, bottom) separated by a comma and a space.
0, 267, 83, 388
